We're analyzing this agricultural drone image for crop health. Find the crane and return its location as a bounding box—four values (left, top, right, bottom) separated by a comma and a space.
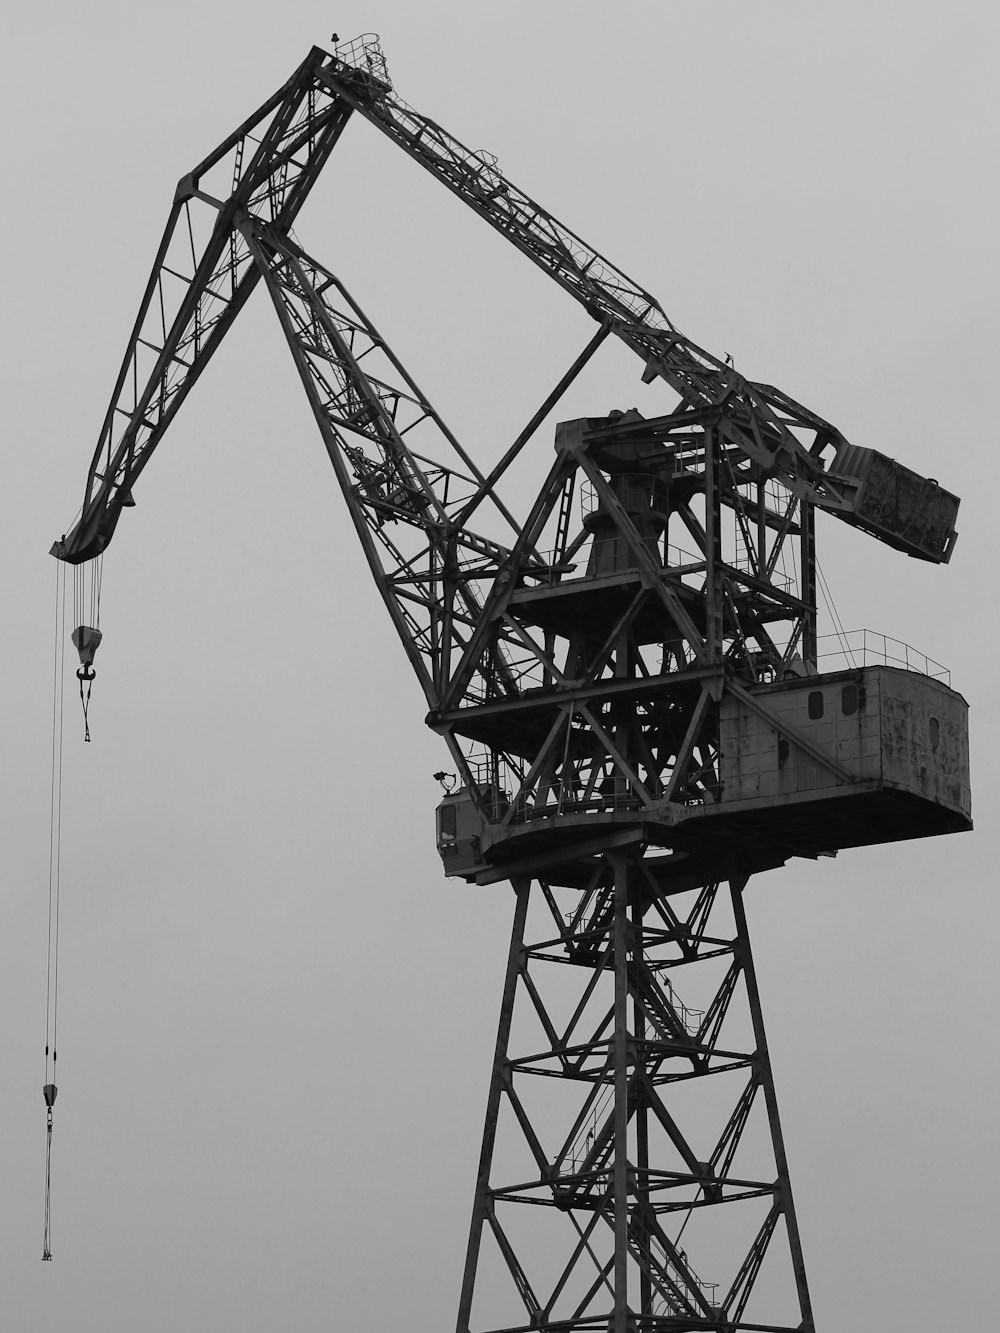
52, 34, 971, 1333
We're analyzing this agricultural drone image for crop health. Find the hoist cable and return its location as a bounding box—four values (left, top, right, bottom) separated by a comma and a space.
816, 556, 855, 667
72, 562, 81, 637
93, 555, 103, 631
42, 1110, 54, 1262
46, 561, 66, 1081
43, 560, 67, 1261
79, 674, 93, 744
71, 555, 103, 636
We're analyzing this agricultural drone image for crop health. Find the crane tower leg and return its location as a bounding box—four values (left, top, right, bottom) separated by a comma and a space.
457, 851, 815, 1333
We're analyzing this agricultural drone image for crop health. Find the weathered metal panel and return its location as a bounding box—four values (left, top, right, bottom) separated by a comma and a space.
719, 667, 970, 823
831, 442, 960, 563
876, 670, 970, 816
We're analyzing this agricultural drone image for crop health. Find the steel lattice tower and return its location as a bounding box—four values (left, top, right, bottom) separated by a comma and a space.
455, 865, 813, 1330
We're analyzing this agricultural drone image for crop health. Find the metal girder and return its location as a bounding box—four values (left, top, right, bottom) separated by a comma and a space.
456, 857, 814, 1332
319, 42, 958, 563
54, 35, 957, 569
424, 403, 822, 832
245, 223, 520, 711
53, 46, 355, 564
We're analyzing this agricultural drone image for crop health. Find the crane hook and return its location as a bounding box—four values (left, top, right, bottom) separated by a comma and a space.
71, 626, 101, 742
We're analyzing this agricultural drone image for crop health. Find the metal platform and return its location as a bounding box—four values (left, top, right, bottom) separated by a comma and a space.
449, 665, 971, 886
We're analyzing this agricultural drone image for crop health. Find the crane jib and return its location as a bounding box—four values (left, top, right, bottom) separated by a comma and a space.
53, 39, 958, 570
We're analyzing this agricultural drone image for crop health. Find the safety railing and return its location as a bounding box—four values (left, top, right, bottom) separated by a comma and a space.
508, 781, 644, 824
331, 33, 392, 89
514, 548, 579, 586
561, 1083, 613, 1177
558, 1088, 720, 1318
651, 964, 704, 1038
650, 1244, 719, 1319
816, 629, 950, 685
729, 554, 793, 594
462, 764, 511, 823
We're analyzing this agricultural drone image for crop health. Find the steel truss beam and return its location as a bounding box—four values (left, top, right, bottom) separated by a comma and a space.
55, 35, 956, 570
320, 44, 955, 562
457, 855, 814, 1333
53, 46, 358, 564
424, 407, 821, 835
246, 223, 517, 712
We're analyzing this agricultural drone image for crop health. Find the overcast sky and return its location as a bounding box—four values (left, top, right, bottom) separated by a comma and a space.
2, 2, 997, 1329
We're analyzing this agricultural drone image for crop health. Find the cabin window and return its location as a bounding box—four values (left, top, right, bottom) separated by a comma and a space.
807, 691, 824, 720
929, 717, 940, 750
841, 684, 858, 716
438, 804, 458, 841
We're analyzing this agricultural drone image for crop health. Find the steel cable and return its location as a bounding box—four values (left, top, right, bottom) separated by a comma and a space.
43, 561, 67, 1259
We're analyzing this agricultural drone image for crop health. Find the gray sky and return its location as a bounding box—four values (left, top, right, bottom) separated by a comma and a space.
2, 2, 997, 1328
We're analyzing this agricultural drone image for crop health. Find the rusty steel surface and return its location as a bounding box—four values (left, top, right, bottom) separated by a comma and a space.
719, 667, 970, 818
